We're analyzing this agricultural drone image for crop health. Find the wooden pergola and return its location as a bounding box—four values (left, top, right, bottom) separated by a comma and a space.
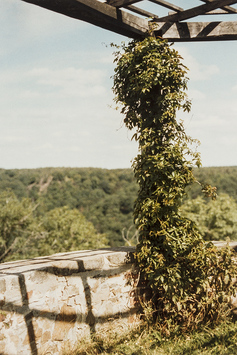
21, 0, 237, 41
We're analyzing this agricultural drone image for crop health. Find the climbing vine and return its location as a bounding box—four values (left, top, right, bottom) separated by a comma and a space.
113, 37, 237, 331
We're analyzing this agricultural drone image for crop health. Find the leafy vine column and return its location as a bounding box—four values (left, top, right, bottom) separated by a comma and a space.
113, 37, 236, 330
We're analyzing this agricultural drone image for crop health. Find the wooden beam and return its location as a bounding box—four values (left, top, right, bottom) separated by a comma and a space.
200, 0, 237, 14
155, 0, 237, 22
126, 5, 159, 19
107, 0, 141, 8
168, 9, 230, 15
20, 0, 237, 42
108, 0, 183, 12
21, 0, 149, 38
148, 0, 183, 12
206, 9, 232, 14
168, 8, 236, 15
154, 21, 237, 41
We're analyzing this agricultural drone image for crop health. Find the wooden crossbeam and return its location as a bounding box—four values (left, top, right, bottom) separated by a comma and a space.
107, 0, 141, 8
154, 21, 237, 41
21, 0, 149, 38
200, 0, 237, 14
125, 5, 159, 20
168, 8, 236, 15
207, 9, 233, 14
169, 9, 231, 15
20, 0, 237, 41
155, 0, 237, 22
148, 0, 183, 12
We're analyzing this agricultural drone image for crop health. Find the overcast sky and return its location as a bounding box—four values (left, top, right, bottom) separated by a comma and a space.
1, 0, 237, 169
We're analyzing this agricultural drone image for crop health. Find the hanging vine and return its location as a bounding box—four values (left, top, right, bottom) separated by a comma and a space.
112, 36, 236, 331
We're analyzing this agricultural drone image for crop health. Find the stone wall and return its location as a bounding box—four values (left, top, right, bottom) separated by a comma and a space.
0, 247, 140, 355
1, 241, 237, 355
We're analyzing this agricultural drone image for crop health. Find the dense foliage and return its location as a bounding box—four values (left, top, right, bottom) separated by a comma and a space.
181, 193, 237, 241
0, 168, 137, 247
0, 168, 138, 262
0, 190, 108, 263
112, 36, 237, 330
0, 166, 237, 262
186, 165, 237, 202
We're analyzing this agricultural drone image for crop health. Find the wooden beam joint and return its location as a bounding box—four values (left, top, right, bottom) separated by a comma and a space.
20, 0, 237, 41
153, 20, 237, 41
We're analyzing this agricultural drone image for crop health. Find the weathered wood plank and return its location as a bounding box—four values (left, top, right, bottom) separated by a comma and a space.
154, 21, 237, 41
200, 0, 237, 14
149, 0, 183, 12
169, 9, 230, 15
107, 0, 141, 8
126, 5, 159, 19
20, 0, 237, 42
21, 0, 149, 38
168, 8, 236, 15
155, 0, 237, 22
108, 0, 183, 12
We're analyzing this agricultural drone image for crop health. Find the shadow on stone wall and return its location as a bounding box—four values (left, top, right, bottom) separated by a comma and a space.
0, 247, 142, 355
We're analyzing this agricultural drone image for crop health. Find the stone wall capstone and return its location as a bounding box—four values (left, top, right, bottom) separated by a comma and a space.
0, 247, 140, 355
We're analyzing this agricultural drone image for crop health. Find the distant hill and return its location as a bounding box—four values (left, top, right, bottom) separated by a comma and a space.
0, 166, 236, 246
0, 168, 137, 246
186, 166, 237, 202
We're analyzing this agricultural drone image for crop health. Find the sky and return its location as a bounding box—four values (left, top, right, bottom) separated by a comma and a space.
1, 0, 237, 170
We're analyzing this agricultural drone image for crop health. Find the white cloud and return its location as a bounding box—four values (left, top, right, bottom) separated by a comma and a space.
187, 89, 206, 100
1, 135, 28, 143
177, 47, 220, 81
36, 143, 54, 151
0, 65, 109, 123
1, 0, 88, 42
181, 93, 237, 167
30, 67, 104, 85
28, 67, 107, 98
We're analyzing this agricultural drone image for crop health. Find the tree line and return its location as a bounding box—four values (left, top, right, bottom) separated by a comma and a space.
0, 166, 237, 262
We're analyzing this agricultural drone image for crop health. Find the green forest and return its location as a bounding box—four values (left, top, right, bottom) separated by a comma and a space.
0, 166, 237, 263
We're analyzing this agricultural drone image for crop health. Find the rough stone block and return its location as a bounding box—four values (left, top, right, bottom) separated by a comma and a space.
0, 247, 139, 355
